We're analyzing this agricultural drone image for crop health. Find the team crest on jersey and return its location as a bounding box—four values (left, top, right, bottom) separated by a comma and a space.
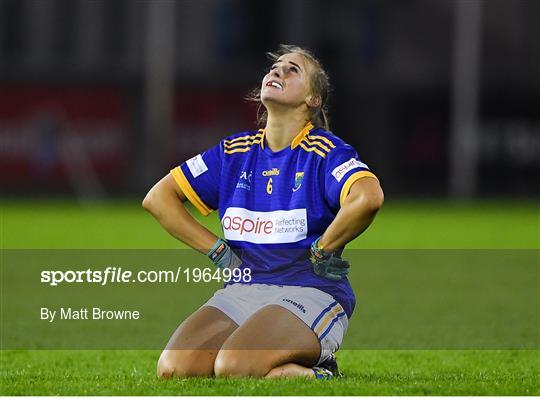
292, 172, 304, 192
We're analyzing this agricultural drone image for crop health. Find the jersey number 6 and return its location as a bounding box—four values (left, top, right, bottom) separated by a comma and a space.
266, 178, 273, 195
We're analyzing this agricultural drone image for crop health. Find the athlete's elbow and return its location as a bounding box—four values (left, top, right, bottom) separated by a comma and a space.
372, 189, 385, 211
359, 187, 384, 214
142, 187, 160, 214
142, 192, 153, 213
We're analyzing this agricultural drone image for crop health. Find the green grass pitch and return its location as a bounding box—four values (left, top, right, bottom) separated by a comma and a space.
1, 199, 539, 395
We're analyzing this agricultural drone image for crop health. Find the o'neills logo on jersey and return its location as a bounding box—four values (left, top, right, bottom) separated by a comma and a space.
262, 168, 280, 176
221, 207, 307, 244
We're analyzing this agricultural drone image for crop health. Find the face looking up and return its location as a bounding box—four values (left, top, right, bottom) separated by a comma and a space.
261, 52, 319, 112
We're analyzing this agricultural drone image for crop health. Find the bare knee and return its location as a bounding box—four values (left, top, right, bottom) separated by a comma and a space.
157, 351, 176, 379
157, 349, 214, 379
214, 350, 270, 378
213, 349, 241, 377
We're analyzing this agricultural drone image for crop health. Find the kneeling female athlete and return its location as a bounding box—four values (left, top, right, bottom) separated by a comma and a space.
143, 44, 383, 379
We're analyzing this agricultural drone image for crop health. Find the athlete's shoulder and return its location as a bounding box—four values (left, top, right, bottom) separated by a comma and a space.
222, 129, 263, 143
309, 128, 350, 146
220, 129, 263, 155
301, 127, 354, 158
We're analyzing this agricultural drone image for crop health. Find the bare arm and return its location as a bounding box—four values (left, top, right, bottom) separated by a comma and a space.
142, 173, 218, 253
318, 177, 384, 252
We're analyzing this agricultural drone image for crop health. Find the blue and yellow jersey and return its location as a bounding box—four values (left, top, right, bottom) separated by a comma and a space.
171, 122, 377, 318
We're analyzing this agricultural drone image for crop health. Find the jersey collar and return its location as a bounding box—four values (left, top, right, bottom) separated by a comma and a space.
259, 121, 314, 149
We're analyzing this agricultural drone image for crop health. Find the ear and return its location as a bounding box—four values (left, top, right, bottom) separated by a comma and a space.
306, 94, 321, 108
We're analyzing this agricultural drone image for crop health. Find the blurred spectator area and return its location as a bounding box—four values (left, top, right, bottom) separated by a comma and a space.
0, 0, 538, 197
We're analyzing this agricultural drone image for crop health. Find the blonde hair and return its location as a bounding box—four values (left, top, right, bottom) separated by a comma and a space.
247, 44, 331, 131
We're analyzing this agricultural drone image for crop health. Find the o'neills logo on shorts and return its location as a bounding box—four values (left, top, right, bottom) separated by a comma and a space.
282, 298, 306, 313
221, 207, 307, 244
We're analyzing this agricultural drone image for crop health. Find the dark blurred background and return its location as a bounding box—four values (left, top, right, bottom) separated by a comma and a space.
1, 0, 539, 200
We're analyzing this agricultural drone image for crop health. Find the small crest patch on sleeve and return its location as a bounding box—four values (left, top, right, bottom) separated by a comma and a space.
186, 154, 208, 178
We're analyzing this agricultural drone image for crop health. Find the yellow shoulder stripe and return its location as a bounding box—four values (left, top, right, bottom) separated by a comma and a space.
224, 142, 261, 154
223, 133, 263, 145
300, 137, 331, 153
224, 135, 263, 149
299, 142, 326, 158
307, 134, 335, 149
339, 171, 378, 206
170, 166, 213, 216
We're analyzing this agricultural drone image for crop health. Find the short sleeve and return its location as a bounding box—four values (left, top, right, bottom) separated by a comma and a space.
170, 142, 223, 216
324, 145, 378, 209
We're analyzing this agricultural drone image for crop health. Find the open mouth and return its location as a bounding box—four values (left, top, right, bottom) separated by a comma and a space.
266, 81, 283, 90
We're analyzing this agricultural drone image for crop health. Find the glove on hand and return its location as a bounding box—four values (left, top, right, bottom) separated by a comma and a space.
207, 238, 242, 269
310, 237, 350, 281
